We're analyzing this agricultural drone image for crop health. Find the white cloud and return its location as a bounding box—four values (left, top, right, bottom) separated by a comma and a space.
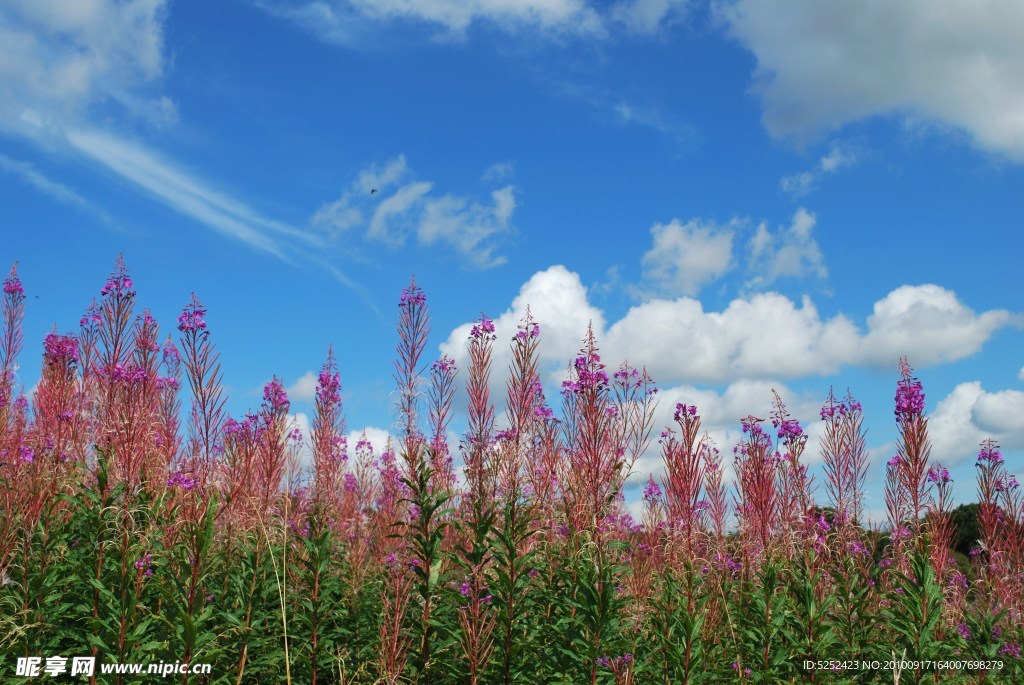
746, 207, 826, 287
605, 292, 857, 384
723, 0, 1024, 161
0, 1, 339, 270
287, 371, 319, 403
858, 285, 1019, 368
0, 152, 111, 221
263, 0, 606, 44
67, 129, 320, 258
611, 0, 689, 34
369, 181, 433, 244
930, 382, 1024, 465
347, 426, 392, 458
633, 379, 828, 478
640, 218, 735, 296
420, 186, 516, 268
442, 266, 1018, 391
0, 0, 170, 140
288, 411, 314, 469
779, 141, 859, 198
482, 161, 514, 183
312, 156, 516, 268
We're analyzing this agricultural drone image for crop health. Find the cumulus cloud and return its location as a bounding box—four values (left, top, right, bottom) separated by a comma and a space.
346, 426, 393, 458
779, 141, 859, 198
723, 0, 1024, 160
288, 411, 314, 468
858, 285, 1019, 367
441, 266, 1018, 391
640, 218, 736, 296
746, 207, 826, 287
629, 378, 828, 484
930, 382, 1024, 465
440, 265, 605, 386
634, 207, 825, 297
312, 155, 517, 268
287, 371, 319, 403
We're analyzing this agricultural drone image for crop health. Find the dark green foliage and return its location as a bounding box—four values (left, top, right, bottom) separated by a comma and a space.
3, 483, 1022, 685
647, 565, 709, 685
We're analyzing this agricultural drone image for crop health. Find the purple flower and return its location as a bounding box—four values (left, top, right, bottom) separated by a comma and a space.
887, 455, 902, 467
177, 304, 207, 332
317, 370, 341, 402
167, 471, 197, 490
642, 477, 661, 502
19, 444, 34, 464
3, 272, 24, 298
894, 375, 925, 420
470, 315, 496, 340
775, 418, 804, 441
459, 582, 471, 596
262, 378, 290, 413
977, 445, 1003, 465
926, 464, 951, 486
431, 356, 456, 374
101, 275, 135, 298
399, 286, 426, 308
998, 643, 1022, 659
849, 541, 870, 557
534, 405, 554, 420
515, 322, 541, 340
674, 403, 698, 421
562, 350, 608, 395
135, 553, 153, 575
343, 472, 358, 494
79, 305, 101, 330
43, 333, 80, 366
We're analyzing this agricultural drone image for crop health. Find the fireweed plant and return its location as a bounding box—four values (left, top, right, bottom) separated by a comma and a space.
0, 259, 1022, 684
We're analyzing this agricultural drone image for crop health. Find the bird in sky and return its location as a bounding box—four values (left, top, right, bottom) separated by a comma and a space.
370, 188, 378, 195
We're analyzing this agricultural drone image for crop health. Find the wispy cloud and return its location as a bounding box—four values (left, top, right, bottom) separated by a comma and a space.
66, 129, 322, 259
258, 0, 695, 46
613, 100, 696, 147
610, 0, 690, 34
0, 153, 111, 223
779, 141, 859, 198
312, 155, 517, 269
257, 0, 607, 46
0, 1, 328, 265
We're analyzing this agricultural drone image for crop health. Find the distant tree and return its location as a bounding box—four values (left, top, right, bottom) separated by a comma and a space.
948, 503, 980, 557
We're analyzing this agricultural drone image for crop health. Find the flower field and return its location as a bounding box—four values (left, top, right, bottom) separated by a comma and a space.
1, 258, 1021, 684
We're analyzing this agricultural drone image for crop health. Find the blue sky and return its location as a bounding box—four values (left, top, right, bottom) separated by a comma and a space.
2, 0, 1022, 518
